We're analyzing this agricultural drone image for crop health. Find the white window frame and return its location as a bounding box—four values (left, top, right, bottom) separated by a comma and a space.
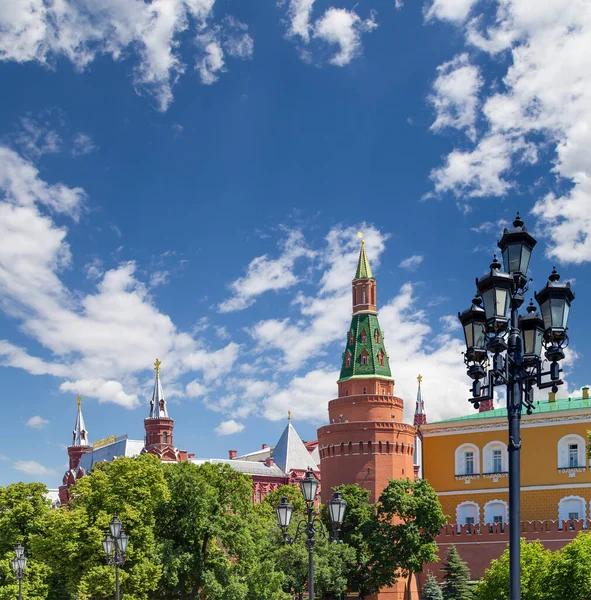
557, 434, 586, 469
484, 499, 508, 525
456, 501, 480, 526
483, 440, 508, 474
455, 443, 480, 476
558, 495, 586, 527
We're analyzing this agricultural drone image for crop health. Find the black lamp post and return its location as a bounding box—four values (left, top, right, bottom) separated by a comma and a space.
458, 213, 574, 600
102, 515, 129, 600
11, 543, 27, 600
275, 470, 347, 600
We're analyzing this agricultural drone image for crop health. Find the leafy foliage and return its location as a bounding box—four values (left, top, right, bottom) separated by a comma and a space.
545, 532, 591, 600
441, 545, 473, 600
474, 539, 550, 600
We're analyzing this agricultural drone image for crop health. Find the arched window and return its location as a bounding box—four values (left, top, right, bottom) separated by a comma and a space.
345, 352, 352, 368
362, 286, 366, 304
456, 501, 480, 528
163, 432, 168, 443
483, 441, 507, 473
455, 443, 480, 476
375, 329, 380, 344
372, 286, 376, 304
349, 331, 354, 345
558, 434, 586, 469
353, 287, 357, 305
558, 496, 586, 530
377, 349, 385, 366
361, 329, 367, 343
360, 350, 368, 365
484, 500, 508, 526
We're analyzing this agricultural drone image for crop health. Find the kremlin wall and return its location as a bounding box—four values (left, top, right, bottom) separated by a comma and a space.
56, 241, 591, 599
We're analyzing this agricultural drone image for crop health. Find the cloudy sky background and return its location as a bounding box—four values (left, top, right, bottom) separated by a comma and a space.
1, 0, 590, 486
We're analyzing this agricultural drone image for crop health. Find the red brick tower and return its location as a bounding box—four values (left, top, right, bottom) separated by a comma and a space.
317, 240, 416, 504
58, 395, 92, 505
143, 359, 184, 462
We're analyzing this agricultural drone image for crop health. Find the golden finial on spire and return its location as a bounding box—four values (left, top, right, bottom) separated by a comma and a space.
77, 394, 81, 410
287, 410, 291, 422
417, 374, 423, 386
357, 231, 364, 245
154, 358, 162, 378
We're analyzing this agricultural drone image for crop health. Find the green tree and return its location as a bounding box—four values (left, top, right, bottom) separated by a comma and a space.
0, 482, 52, 600
474, 539, 551, 600
34, 453, 169, 600
371, 478, 447, 599
422, 573, 443, 600
440, 545, 472, 600
546, 532, 591, 600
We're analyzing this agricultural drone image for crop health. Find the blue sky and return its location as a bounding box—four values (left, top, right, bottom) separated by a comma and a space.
1, 0, 590, 487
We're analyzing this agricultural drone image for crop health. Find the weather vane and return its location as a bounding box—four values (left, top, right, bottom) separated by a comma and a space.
288, 410, 291, 422
417, 374, 423, 386
77, 394, 81, 409
154, 358, 162, 378
357, 231, 364, 245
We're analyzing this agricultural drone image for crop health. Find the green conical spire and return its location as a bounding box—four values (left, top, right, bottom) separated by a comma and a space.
355, 241, 373, 279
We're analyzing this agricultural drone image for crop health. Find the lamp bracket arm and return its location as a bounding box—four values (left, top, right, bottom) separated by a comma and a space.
538, 378, 563, 390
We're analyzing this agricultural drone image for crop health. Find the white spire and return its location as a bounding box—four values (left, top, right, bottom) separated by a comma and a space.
72, 395, 89, 447
149, 359, 169, 418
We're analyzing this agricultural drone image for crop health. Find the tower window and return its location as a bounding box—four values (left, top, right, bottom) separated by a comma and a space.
345, 352, 352, 368
349, 331, 354, 345
375, 329, 380, 344
353, 288, 357, 305
361, 329, 367, 343
360, 350, 368, 365
163, 432, 168, 443
377, 350, 385, 366
362, 286, 366, 304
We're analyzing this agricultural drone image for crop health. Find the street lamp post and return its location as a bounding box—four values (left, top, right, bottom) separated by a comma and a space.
458, 214, 574, 600
102, 515, 129, 600
11, 543, 27, 600
275, 470, 347, 600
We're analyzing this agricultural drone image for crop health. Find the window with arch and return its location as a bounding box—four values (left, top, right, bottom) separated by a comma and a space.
456, 501, 480, 529
360, 349, 368, 365
375, 329, 380, 344
558, 496, 586, 530
353, 288, 357, 305
372, 286, 375, 305
163, 432, 168, 443
349, 331, 354, 345
377, 349, 385, 366
362, 286, 366, 304
361, 329, 367, 343
483, 441, 508, 473
484, 500, 508, 527
557, 434, 586, 469
455, 443, 480, 476
345, 352, 352, 368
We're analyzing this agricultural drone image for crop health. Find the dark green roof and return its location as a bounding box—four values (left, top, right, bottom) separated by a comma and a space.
338, 313, 392, 381
433, 396, 591, 424
355, 243, 373, 279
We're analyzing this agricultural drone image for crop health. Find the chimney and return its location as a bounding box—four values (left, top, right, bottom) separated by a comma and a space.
583, 387, 590, 400
228, 450, 237, 459
549, 391, 556, 402
265, 457, 274, 467
262, 443, 268, 449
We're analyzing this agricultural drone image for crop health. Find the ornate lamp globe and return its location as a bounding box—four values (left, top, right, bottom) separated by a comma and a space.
519, 300, 544, 364
117, 530, 129, 554
458, 296, 487, 368
534, 267, 575, 354
498, 213, 537, 289
109, 515, 122, 539
328, 491, 347, 529
276, 496, 294, 529
476, 255, 513, 350
300, 469, 319, 504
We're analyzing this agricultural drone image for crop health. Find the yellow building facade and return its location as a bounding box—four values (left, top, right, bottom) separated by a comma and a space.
422, 390, 591, 528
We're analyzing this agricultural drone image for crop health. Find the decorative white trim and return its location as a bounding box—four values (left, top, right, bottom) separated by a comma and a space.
557, 434, 586, 469
483, 440, 508, 474
484, 499, 508, 524
455, 443, 480, 476
437, 482, 591, 496
454, 474, 480, 484
483, 472, 509, 482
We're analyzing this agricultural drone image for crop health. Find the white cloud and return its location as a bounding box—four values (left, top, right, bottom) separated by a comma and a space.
214, 419, 245, 435
218, 229, 315, 313
13, 116, 62, 159
186, 380, 208, 397
0, 145, 242, 409
429, 53, 482, 141
282, 0, 377, 66
26, 415, 49, 429
395, 0, 404, 10
0, 0, 252, 111
425, 0, 477, 23
150, 269, 170, 287
72, 132, 97, 156
399, 254, 424, 270
314, 8, 378, 67
427, 0, 591, 264
13, 460, 56, 476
